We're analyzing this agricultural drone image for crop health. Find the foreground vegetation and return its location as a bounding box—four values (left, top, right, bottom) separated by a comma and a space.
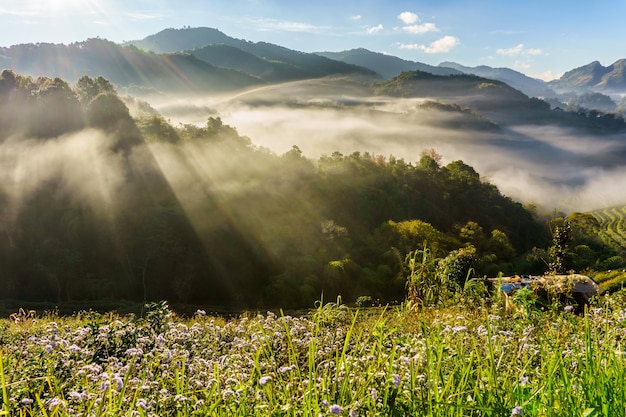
1, 292, 625, 417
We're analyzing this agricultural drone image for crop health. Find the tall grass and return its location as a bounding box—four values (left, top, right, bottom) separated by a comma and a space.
0, 293, 625, 416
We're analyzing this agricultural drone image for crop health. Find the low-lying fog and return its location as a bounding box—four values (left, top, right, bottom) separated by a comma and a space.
147, 79, 626, 213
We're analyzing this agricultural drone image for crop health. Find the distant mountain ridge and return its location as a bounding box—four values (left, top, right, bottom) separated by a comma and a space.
438, 62, 556, 98
549, 60, 626, 93
315, 48, 461, 79
2, 26, 626, 97
127, 27, 377, 81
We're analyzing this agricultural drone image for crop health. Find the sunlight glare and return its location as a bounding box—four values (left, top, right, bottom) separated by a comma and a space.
40, 0, 102, 17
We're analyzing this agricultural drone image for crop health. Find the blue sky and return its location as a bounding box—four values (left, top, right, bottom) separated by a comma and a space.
1, 0, 625, 80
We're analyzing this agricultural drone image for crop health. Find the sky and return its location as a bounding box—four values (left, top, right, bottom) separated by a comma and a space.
1, 0, 626, 81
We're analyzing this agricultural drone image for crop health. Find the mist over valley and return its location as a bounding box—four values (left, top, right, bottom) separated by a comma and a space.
147, 75, 626, 213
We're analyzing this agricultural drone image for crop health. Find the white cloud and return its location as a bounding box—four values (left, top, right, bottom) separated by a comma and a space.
366, 24, 384, 34
247, 17, 329, 33
402, 23, 439, 35
497, 43, 543, 57
399, 35, 459, 53
398, 11, 419, 24
497, 44, 524, 56
350, 14, 362, 21
532, 70, 563, 82
525, 48, 543, 56
514, 60, 531, 70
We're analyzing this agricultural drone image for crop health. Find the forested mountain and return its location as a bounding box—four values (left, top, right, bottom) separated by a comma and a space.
439, 61, 556, 98
316, 48, 461, 79
549, 60, 626, 94
0, 38, 262, 93
373, 71, 626, 132
1, 70, 574, 308
127, 27, 377, 81
186, 44, 303, 82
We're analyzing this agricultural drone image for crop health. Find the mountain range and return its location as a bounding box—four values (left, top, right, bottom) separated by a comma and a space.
549, 60, 626, 94
1, 26, 626, 98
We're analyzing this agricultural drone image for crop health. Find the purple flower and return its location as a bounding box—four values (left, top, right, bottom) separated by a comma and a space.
564, 305, 575, 313
125, 347, 143, 357
136, 398, 148, 410
113, 375, 124, 391
329, 404, 343, 414
511, 406, 523, 416
452, 325, 468, 334
370, 388, 378, 401
392, 373, 401, 388
259, 376, 272, 386
46, 397, 65, 410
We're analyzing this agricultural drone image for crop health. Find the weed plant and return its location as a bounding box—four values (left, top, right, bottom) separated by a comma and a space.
0, 293, 625, 416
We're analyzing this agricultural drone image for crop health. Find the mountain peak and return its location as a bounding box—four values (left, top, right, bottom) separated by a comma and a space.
128, 27, 235, 53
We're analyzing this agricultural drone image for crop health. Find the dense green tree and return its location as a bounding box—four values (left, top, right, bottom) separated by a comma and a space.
75, 75, 116, 104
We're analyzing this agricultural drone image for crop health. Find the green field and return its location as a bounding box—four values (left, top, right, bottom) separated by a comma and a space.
1, 295, 626, 416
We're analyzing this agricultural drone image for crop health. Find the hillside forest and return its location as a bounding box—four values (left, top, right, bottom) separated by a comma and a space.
0, 69, 624, 309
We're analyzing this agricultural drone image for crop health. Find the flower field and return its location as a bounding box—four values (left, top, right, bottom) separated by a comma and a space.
1, 294, 625, 417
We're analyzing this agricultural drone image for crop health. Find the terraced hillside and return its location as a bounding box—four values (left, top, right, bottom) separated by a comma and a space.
591, 205, 626, 252
590, 205, 626, 292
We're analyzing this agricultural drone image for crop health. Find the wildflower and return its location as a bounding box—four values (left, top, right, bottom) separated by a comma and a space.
21, 398, 34, 405
174, 394, 188, 403
195, 309, 207, 317
100, 381, 110, 391
222, 389, 235, 401
279, 365, 294, 373
392, 373, 401, 388
564, 305, 575, 313
329, 404, 343, 414
68, 344, 82, 353
46, 397, 66, 410
511, 406, 523, 416
259, 375, 272, 386
349, 409, 358, 417
68, 391, 86, 402
113, 375, 124, 391
125, 347, 144, 357
368, 387, 378, 401
136, 398, 148, 410
321, 400, 329, 408
452, 326, 468, 334
519, 376, 529, 386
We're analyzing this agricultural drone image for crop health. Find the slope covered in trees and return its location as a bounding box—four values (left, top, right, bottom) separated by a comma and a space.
374, 71, 626, 132
7, 70, 624, 309
0, 39, 262, 93
127, 27, 377, 82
